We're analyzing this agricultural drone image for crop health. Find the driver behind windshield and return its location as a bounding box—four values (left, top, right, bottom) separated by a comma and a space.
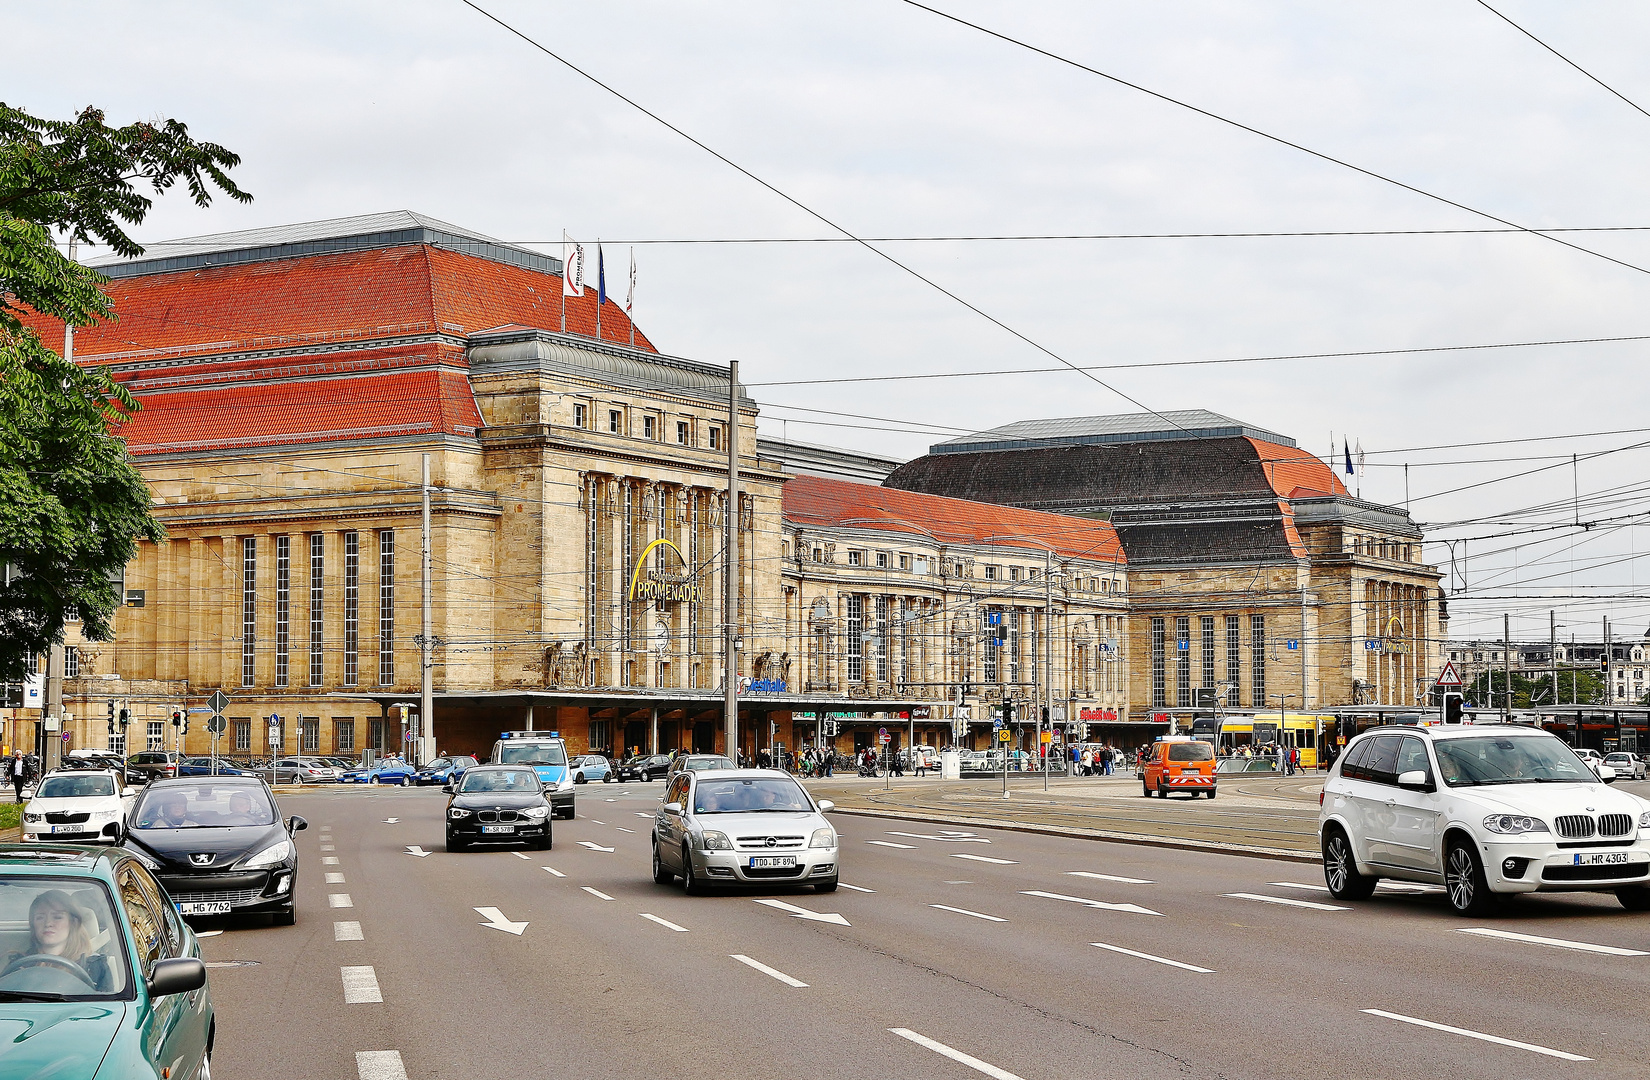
145, 791, 192, 829
4, 891, 114, 993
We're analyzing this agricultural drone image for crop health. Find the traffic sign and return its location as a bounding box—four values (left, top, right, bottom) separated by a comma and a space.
997, 730, 1011, 742
1435, 661, 1463, 687
879, 733, 890, 744
207, 716, 226, 734
878, 726, 887, 737
1286, 639, 1299, 650
207, 691, 230, 713
1039, 731, 1053, 744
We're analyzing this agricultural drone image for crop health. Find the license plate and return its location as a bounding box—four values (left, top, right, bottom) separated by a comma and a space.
1575, 852, 1631, 865
481, 825, 516, 834
49, 824, 87, 833
179, 901, 232, 915
748, 856, 796, 869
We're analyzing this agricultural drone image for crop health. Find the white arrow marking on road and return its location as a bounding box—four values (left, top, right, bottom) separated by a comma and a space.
931, 903, 1006, 922
731, 954, 808, 987
889, 831, 991, 843
474, 906, 528, 935
404, 846, 430, 858
590, 819, 606, 825
640, 913, 689, 932
1362, 1009, 1589, 1061
1068, 871, 1152, 884
1455, 927, 1650, 956
889, 1029, 1025, 1080
1090, 941, 1213, 973
950, 853, 1016, 865
866, 840, 916, 849
838, 883, 875, 893
752, 898, 851, 925
615, 827, 635, 833
512, 852, 530, 860
542, 866, 565, 877
578, 841, 615, 852
382, 818, 399, 824
582, 887, 615, 901
635, 812, 653, 818
1020, 891, 1164, 917
1225, 892, 1348, 911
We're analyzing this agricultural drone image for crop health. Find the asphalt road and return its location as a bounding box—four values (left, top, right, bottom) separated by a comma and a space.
197, 780, 1650, 1080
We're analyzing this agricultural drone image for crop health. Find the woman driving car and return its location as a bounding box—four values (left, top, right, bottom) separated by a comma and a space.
1, 890, 115, 992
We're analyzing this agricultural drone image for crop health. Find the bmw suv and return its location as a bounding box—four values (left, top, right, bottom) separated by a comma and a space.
1319, 724, 1650, 915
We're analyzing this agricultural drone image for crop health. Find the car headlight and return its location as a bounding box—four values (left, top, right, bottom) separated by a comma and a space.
700, 830, 733, 851
1483, 814, 1549, 835
243, 839, 293, 868
449, 807, 472, 819
22, 814, 41, 824
1639, 811, 1650, 830
810, 828, 837, 849
523, 805, 549, 820
556, 778, 574, 792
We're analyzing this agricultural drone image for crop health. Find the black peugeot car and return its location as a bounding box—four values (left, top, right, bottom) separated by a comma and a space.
121, 776, 306, 925
444, 765, 553, 852
612, 753, 672, 783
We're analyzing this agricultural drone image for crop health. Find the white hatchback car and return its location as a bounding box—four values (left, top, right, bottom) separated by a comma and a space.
21, 769, 136, 844
1319, 724, 1650, 915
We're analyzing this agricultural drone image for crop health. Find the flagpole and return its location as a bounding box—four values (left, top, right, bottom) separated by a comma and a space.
595, 240, 603, 342
628, 246, 636, 348
560, 230, 567, 334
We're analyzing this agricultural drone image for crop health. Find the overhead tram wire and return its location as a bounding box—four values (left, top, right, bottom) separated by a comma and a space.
1476, 1, 1650, 123
896, 0, 1650, 283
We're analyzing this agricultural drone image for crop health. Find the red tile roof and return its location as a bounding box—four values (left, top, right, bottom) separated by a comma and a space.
1248, 438, 1349, 499
784, 474, 1126, 563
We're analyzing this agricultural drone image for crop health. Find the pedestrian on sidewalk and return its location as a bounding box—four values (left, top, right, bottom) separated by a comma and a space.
9, 753, 25, 802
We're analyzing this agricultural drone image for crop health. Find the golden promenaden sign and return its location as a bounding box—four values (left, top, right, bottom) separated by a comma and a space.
627, 538, 706, 604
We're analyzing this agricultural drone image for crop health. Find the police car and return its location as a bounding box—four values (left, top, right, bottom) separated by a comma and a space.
489, 732, 575, 819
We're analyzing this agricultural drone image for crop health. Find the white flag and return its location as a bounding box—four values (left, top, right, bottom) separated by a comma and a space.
562, 234, 585, 297
626, 246, 636, 314
1355, 440, 1365, 474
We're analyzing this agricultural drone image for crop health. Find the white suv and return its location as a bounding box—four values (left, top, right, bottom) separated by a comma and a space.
1319, 724, 1650, 915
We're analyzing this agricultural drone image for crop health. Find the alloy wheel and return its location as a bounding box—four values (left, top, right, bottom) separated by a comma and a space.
1325, 836, 1350, 893
1446, 847, 1475, 911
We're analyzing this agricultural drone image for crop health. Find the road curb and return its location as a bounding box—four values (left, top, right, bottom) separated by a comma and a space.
831, 804, 1322, 864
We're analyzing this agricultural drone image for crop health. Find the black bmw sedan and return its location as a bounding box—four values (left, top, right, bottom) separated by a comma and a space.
121, 776, 306, 925
444, 765, 553, 852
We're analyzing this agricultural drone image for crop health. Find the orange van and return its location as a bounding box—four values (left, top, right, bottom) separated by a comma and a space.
1142, 736, 1217, 799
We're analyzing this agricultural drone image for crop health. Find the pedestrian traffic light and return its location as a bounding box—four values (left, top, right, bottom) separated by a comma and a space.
1041, 706, 1050, 723
171, 710, 183, 727
117, 706, 129, 729
1442, 692, 1464, 724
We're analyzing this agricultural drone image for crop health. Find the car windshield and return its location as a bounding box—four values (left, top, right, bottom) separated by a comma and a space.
132, 785, 277, 828
0, 878, 130, 1001
1167, 742, 1215, 762
693, 777, 812, 814
1434, 735, 1594, 787
36, 775, 115, 799
685, 756, 734, 771
460, 770, 540, 793
498, 743, 567, 766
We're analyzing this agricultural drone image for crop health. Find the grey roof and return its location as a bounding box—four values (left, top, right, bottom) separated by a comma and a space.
929, 409, 1294, 455
755, 436, 903, 484
87, 210, 563, 280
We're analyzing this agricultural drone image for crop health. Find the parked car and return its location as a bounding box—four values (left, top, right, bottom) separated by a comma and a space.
122, 775, 307, 925
1605, 752, 1648, 781
664, 754, 735, 782
125, 751, 184, 784
613, 754, 672, 783
0, 845, 214, 1078
414, 755, 478, 786
570, 754, 611, 784
443, 765, 553, 852
272, 757, 340, 783
652, 769, 838, 892
21, 770, 135, 844
342, 758, 416, 786
178, 756, 256, 778
1319, 723, 1650, 914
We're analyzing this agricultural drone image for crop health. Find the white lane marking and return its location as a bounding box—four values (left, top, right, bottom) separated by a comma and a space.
578, 841, 615, 852
329, 894, 354, 909
1455, 927, 1650, 956
195, 930, 223, 938
1068, 871, 1152, 884
605, 798, 616, 802
1020, 891, 1164, 917
322, 857, 340, 866
542, 866, 565, 878
590, 819, 606, 825
356, 1050, 408, 1080
325, 873, 347, 884
867, 840, 916, 849
635, 812, 653, 818
615, 827, 635, 833
730, 954, 808, 988
582, 887, 616, 901
334, 921, 364, 941
931, 903, 1006, 922
1362, 1009, 1590, 1061
341, 965, 382, 1003
512, 852, 530, 860
950, 853, 1016, 865
1090, 941, 1213, 973
889, 1028, 1024, 1080
752, 898, 851, 925
640, 912, 689, 932
1225, 892, 1348, 911
321, 845, 336, 852
1268, 881, 1332, 893
382, 818, 399, 824
838, 883, 875, 893
475, 906, 529, 935
404, 846, 430, 858
889, 831, 991, 844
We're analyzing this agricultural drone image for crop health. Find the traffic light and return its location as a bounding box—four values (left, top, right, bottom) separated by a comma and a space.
1601, 655, 1610, 673
1003, 699, 1016, 724
1041, 706, 1050, 723
117, 706, 129, 729
1442, 692, 1464, 724
171, 709, 183, 727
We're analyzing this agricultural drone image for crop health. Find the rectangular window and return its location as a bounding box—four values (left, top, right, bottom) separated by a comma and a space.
847, 550, 862, 566
147, 720, 164, 752
573, 403, 586, 428
233, 720, 250, 752
708, 425, 720, 451
334, 719, 355, 753
343, 531, 359, 687
846, 595, 864, 683
876, 552, 888, 569
1175, 615, 1191, 708
1009, 567, 1021, 582
875, 595, 890, 683
1226, 615, 1241, 695
63, 647, 79, 678
643, 415, 655, 439
1201, 616, 1216, 692
241, 537, 256, 688
369, 719, 385, 752
108, 732, 126, 756
608, 409, 621, 434
1151, 617, 1166, 708
309, 534, 324, 687
984, 609, 999, 684
275, 535, 290, 687
676, 420, 688, 444
1251, 614, 1267, 708
1008, 609, 1021, 685
985, 565, 997, 581
899, 554, 910, 571
378, 530, 395, 685
302, 717, 319, 752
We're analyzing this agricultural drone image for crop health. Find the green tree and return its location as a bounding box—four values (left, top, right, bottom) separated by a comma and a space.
0, 103, 249, 681
1469, 668, 1605, 708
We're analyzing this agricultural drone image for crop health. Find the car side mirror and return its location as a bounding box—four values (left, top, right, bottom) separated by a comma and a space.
1598, 765, 1618, 784
288, 816, 308, 833
442, 783, 455, 794
663, 802, 682, 815
816, 800, 835, 812
121, 787, 137, 798
147, 956, 206, 998
1396, 770, 1434, 792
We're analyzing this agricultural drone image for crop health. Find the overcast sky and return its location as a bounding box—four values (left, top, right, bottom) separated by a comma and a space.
14, 0, 1650, 648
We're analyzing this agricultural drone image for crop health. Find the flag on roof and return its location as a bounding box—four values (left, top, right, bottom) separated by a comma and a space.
597, 244, 606, 307
562, 233, 584, 297
1343, 439, 1354, 476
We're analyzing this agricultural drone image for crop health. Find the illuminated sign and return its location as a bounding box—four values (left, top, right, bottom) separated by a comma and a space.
1078, 707, 1118, 721
628, 538, 706, 604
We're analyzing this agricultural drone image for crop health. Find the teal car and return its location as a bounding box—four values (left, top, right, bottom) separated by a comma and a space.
0, 845, 213, 1078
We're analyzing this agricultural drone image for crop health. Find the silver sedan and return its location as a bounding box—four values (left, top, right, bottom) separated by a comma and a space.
651, 769, 838, 893
1605, 752, 1648, 781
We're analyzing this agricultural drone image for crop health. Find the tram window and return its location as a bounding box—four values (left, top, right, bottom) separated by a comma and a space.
1364, 736, 1403, 786
1339, 737, 1374, 780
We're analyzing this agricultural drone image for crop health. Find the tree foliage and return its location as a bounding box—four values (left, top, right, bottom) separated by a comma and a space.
1468, 668, 1606, 709
0, 104, 249, 681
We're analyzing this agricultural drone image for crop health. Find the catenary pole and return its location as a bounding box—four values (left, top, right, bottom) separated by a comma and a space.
1550, 610, 1557, 714
1503, 613, 1511, 722
724, 361, 740, 760
1044, 547, 1052, 791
